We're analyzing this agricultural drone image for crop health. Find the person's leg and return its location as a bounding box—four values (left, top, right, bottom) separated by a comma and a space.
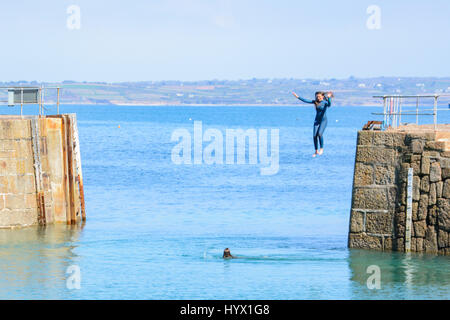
317, 118, 328, 155
313, 124, 320, 157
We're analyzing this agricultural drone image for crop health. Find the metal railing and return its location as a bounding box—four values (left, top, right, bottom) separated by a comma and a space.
372, 94, 450, 130
0, 86, 61, 116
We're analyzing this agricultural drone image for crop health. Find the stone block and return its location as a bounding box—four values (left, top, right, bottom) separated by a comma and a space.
394, 212, 405, 237
0, 175, 17, 194
393, 237, 404, 251
424, 226, 438, 253
436, 181, 443, 198
24, 193, 37, 209
437, 198, 450, 232
430, 162, 442, 182
357, 131, 373, 146
420, 175, 429, 193
443, 179, 450, 199
429, 183, 437, 206
356, 146, 396, 164
348, 233, 383, 250
350, 210, 365, 233
16, 175, 36, 194
384, 237, 393, 250
411, 139, 425, 154
421, 156, 430, 175
425, 141, 446, 151
366, 211, 393, 234
352, 187, 388, 210
437, 230, 449, 248
5, 194, 25, 210
413, 176, 420, 201
373, 132, 393, 146
427, 206, 437, 226
418, 194, 428, 220
416, 238, 424, 252
15, 139, 33, 158
374, 165, 395, 185
414, 220, 427, 237
412, 201, 418, 221
354, 163, 373, 186
443, 168, 450, 180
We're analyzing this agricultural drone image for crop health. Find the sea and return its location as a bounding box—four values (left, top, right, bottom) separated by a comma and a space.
0, 104, 448, 299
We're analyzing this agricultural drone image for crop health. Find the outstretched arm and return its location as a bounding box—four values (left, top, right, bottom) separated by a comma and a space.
292, 92, 314, 104
325, 92, 333, 107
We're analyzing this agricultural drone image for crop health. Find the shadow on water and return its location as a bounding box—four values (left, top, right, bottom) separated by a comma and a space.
0, 224, 84, 299
348, 249, 450, 299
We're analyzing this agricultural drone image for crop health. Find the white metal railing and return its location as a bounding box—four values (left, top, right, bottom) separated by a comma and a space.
0, 86, 61, 116
372, 94, 450, 130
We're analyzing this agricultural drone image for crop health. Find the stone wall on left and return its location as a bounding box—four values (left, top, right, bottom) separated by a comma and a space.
0, 114, 85, 228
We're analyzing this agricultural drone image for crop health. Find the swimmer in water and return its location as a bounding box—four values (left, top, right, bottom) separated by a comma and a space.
292, 91, 334, 157
223, 248, 235, 259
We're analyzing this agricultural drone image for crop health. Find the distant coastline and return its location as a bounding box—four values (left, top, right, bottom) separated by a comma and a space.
1, 77, 449, 107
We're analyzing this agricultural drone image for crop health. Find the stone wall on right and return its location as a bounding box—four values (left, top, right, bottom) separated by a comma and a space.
348, 128, 450, 255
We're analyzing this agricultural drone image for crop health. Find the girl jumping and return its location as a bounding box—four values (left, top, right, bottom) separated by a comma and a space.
292, 91, 333, 157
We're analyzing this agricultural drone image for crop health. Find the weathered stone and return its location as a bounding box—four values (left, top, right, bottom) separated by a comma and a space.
350, 210, 364, 233
437, 198, 450, 232
384, 237, 393, 251
394, 212, 405, 238
425, 141, 446, 151
386, 187, 398, 210
430, 162, 442, 182
354, 163, 373, 186
411, 139, 425, 154
436, 181, 443, 198
412, 201, 419, 221
365, 211, 393, 234
348, 233, 383, 250
424, 226, 438, 253
443, 179, 450, 199
352, 188, 388, 210
410, 161, 420, 174
418, 194, 428, 220
437, 230, 449, 248
393, 237, 404, 251
413, 176, 420, 201
357, 131, 373, 146
5, 194, 25, 210
410, 237, 417, 251
416, 237, 424, 252
15, 175, 36, 194
429, 183, 437, 206
374, 165, 395, 185
373, 132, 393, 146
356, 146, 395, 164
427, 206, 437, 226
421, 156, 430, 175
443, 168, 450, 180
420, 175, 430, 193
414, 220, 427, 237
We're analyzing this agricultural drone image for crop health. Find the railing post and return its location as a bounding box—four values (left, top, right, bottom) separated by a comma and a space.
416, 97, 419, 125
434, 95, 438, 130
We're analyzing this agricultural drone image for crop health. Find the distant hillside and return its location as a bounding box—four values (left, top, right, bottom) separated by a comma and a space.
1, 77, 450, 106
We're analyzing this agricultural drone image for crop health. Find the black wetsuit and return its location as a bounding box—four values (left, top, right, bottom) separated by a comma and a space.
297, 95, 332, 150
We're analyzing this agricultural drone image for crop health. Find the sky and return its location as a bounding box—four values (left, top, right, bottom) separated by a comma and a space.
0, 0, 449, 82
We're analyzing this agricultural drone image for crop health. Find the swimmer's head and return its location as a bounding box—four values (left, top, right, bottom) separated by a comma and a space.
223, 248, 232, 258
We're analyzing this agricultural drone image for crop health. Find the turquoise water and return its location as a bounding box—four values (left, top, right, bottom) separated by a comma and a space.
0, 105, 449, 299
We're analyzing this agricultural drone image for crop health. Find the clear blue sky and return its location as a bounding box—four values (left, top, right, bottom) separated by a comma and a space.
0, 0, 449, 82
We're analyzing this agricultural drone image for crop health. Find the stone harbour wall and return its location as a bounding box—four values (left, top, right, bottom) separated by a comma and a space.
0, 114, 85, 228
348, 127, 450, 255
